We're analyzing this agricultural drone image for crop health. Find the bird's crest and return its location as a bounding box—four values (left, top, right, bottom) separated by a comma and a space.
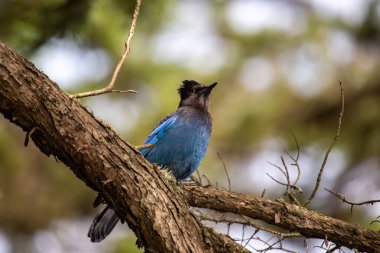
178, 80, 205, 97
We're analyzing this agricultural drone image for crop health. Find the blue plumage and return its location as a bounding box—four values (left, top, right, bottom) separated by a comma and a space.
141, 107, 212, 180
88, 80, 217, 242
139, 115, 178, 156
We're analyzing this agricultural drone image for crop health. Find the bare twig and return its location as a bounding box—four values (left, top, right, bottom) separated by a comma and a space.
304, 239, 309, 253
326, 245, 341, 253
314, 242, 343, 253
267, 161, 288, 179
70, 0, 141, 98
135, 143, 154, 151
370, 215, 380, 225
266, 172, 288, 187
304, 81, 344, 207
217, 152, 231, 191
193, 211, 301, 239
284, 134, 301, 186
326, 188, 380, 206
241, 224, 245, 245
267, 155, 302, 205
244, 228, 260, 247
326, 188, 380, 216
196, 170, 202, 184
261, 237, 287, 253
190, 176, 202, 186
202, 174, 212, 187
108, 89, 138, 94
190, 170, 203, 186
227, 223, 231, 236
248, 237, 274, 252
24, 126, 38, 146
281, 156, 291, 193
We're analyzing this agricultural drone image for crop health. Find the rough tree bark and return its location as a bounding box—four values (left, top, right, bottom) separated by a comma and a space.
1, 42, 379, 253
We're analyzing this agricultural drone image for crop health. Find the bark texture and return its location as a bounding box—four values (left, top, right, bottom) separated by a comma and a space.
0, 42, 247, 253
1, 41, 380, 253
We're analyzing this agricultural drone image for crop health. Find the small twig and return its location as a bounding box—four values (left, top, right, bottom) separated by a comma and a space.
217, 152, 231, 191
267, 158, 302, 205
196, 169, 201, 183
261, 189, 266, 198
284, 134, 302, 186
304, 239, 309, 253
266, 172, 288, 187
326, 188, 380, 206
70, 0, 141, 98
285, 191, 302, 206
135, 143, 154, 151
261, 237, 287, 253
314, 242, 343, 253
24, 127, 38, 146
267, 161, 288, 179
326, 188, 380, 216
370, 215, 380, 225
324, 234, 329, 247
227, 223, 231, 236
109, 89, 138, 94
244, 228, 260, 247
281, 156, 291, 193
279, 136, 304, 205
326, 245, 341, 253
201, 174, 212, 187
194, 211, 301, 239
241, 225, 245, 245
189, 171, 204, 186
269, 143, 302, 202
304, 81, 344, 207
190, 176, 202, 186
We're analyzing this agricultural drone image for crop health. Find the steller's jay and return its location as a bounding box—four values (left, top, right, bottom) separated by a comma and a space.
88, 80, 217, 242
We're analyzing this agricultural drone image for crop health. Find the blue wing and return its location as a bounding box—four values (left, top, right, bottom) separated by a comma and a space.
139, 114, 178, 156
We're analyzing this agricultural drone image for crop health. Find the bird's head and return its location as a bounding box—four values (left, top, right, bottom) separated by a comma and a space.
178, 80, 217, 110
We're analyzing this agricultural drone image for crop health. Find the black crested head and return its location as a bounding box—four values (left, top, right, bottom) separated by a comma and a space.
178, 80, 217, 110
178, 80, 205, 100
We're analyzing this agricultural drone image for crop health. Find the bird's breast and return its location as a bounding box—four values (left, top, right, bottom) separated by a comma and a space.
145, 111, 212, 180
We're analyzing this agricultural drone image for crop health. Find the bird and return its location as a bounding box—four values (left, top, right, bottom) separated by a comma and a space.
88, 80, 217, 242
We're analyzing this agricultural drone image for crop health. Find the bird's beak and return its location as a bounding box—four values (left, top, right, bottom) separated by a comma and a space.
203, 82, 217, 94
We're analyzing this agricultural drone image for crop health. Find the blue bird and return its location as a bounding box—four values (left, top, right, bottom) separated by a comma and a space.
88, 80, 217, 242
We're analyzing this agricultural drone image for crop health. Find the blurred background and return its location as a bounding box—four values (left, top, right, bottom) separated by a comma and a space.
1, 0, 380, 252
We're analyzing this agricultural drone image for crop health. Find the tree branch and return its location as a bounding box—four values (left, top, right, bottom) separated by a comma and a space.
184, 185, 380, 253
0, 41, 248, 253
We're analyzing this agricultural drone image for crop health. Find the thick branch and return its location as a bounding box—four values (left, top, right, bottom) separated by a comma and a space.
184, 185, 380, 253
0, 42, 247, 253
